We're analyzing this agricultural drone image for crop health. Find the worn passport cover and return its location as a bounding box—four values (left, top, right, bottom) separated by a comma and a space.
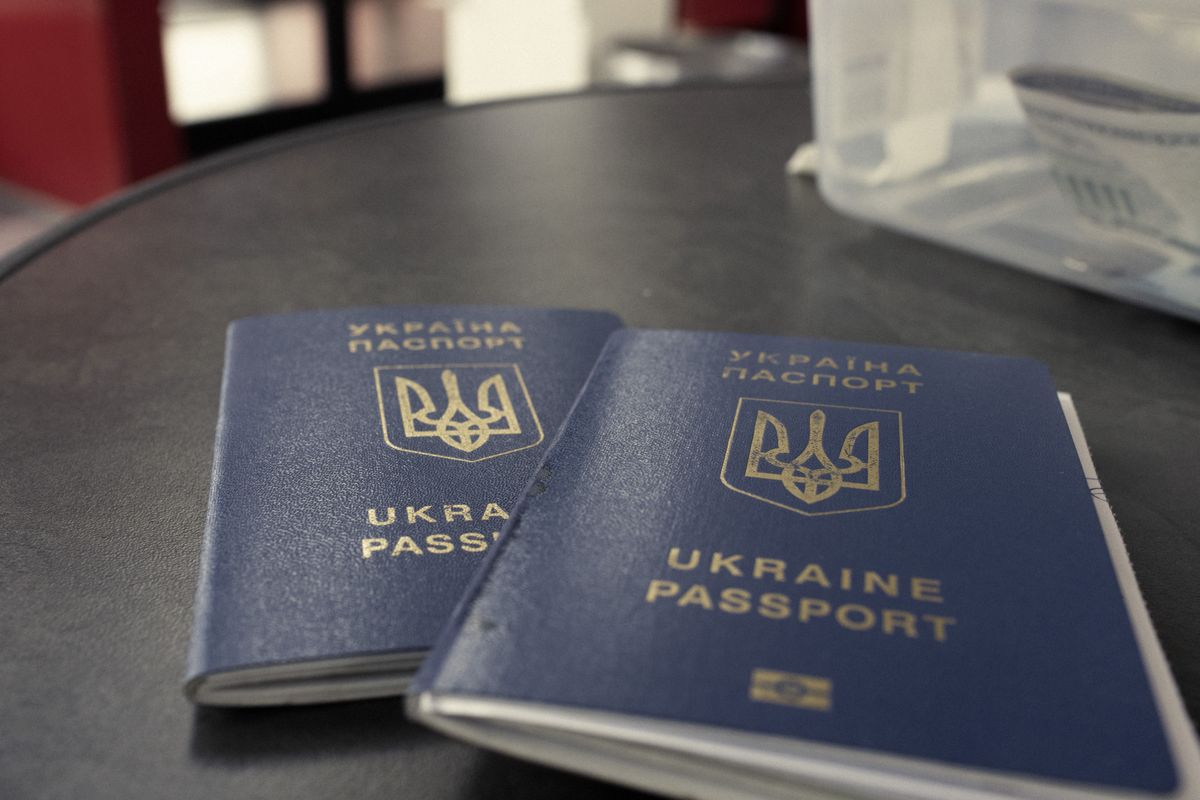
410, 330, 1200, 800
185, 306, 621, 705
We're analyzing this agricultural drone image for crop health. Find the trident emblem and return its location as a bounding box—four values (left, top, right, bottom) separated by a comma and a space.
721, 399, 903, 515
375, 364, 544, 461
746, 410, 879, 504
395, 369, 520, 453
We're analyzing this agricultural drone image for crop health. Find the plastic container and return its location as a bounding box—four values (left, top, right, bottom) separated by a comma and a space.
807, 0, 1200, 321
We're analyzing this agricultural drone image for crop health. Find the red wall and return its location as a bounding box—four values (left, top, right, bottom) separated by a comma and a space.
0, 0, 181, 204
680, 0, 808, 39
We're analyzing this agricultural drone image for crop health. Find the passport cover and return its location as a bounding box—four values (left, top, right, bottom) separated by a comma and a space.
410, 330, 1200, 799
185, 306, 622, 705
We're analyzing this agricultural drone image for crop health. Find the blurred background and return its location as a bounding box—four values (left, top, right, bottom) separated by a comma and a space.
0, 0, 807, 256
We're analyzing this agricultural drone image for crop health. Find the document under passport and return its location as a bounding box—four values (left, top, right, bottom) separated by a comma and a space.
184, 306, 621, 705
409, 330, 1200, 800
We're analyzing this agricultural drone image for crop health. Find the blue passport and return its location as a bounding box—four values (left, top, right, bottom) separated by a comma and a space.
409, 330, 1200, 800
185, 306, 622, 705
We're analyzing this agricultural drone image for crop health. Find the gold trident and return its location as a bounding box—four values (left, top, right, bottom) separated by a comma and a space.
394, 369, 521, 453
746, 409, 879, 504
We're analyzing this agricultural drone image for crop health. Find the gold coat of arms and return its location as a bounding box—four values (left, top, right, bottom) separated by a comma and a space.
374, 364, 543, 461
721, 398, 905, 515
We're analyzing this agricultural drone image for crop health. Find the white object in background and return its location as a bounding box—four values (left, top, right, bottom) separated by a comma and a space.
161, 0, 326, 124
881, 0, 981, 182
1011, 65, 1200, 252
444, 0, 674, 105
813, 0, 980, 184
807, 0, 1200, 322
786, 142, 820, 177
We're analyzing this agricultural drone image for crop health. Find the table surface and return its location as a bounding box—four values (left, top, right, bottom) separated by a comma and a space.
2, 83, 1198, 799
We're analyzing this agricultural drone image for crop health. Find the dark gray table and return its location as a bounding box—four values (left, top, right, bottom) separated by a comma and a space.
2, 83, 1198, 799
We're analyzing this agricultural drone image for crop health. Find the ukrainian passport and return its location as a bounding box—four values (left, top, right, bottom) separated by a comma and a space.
409, 330, 1200, 800
184, 306, 622, 705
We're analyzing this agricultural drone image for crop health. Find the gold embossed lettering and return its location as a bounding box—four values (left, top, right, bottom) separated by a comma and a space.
425, 534, 453, 554
481, 503, 509, 521
407, 505, 436, 524
367, 507, 396, 526
667, 548, 701, 571
882, 609, 919, 637
391, 536, 423, 556
460, 532, 487, 552
443, 504, 472, 522
709, 552, 744, 577
836, 604, 875, 631
863, 571, 899, 597
923, 614, 956, 641
794, 563, 832, 588
752, 558, 786, 581
799, 597, 830, 622
911, 577, 944, 603
645, 580, 680, 602
759, 593, 790, 619
678, 584, 714, 609
719, 588, 752, 613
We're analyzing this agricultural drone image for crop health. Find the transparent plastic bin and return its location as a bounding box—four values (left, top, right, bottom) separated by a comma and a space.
807, 0, 1200, 321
